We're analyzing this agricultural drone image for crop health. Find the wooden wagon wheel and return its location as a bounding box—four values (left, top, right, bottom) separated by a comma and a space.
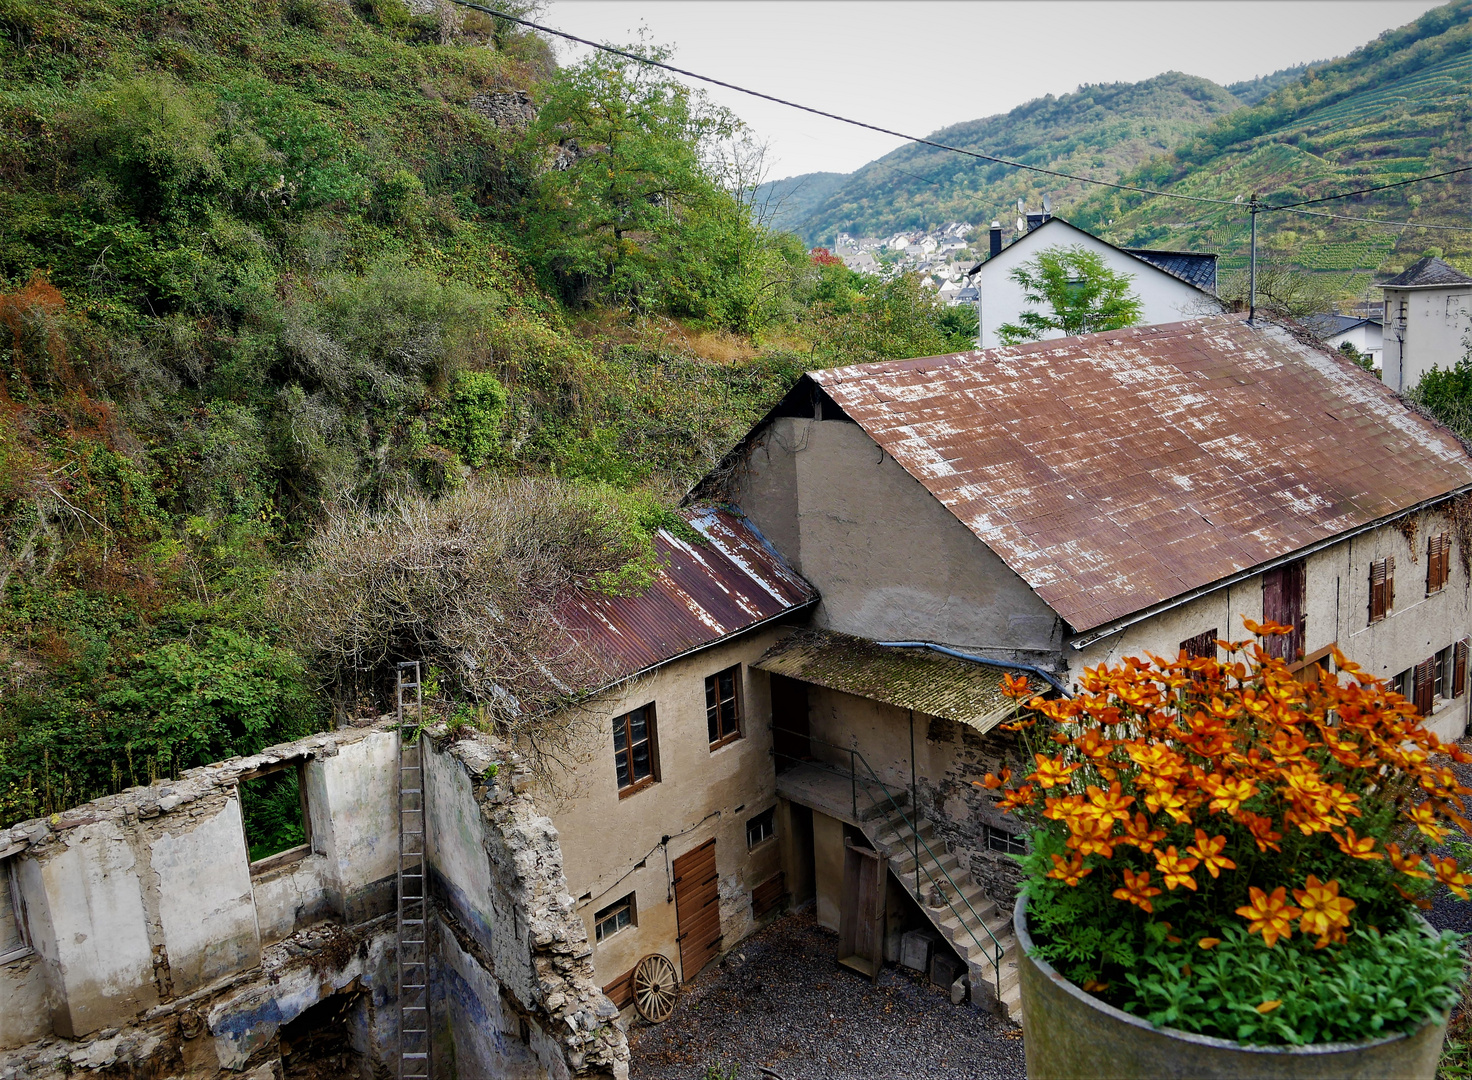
632, 952, 679, 1023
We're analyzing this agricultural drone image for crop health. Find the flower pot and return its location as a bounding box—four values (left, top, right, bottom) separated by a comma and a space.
1013, 893, 1449, 1080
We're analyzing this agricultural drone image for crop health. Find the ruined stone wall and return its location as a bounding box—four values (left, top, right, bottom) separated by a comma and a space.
423, 735, 628, 1080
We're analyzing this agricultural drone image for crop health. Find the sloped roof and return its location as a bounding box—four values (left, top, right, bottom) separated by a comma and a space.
808, 315, 1472, 634
1302, 314, 1379, 338
1126, 248, 1218, 293
753, 630, 1042, 731
558, 506, 817, 682
1380, 256, 1472, 289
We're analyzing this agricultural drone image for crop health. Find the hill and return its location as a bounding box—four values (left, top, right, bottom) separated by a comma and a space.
766, 72, 1243, 246
1074, 0, 1472, 299
752, 170, 849, 235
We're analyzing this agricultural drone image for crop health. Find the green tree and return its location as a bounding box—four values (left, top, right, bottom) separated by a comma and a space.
808, 273, 957, 364
1407, 336, 1472, 443
996, 245, 1144, 345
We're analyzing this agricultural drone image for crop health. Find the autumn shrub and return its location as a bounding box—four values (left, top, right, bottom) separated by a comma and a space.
987, 620, 1468, 1045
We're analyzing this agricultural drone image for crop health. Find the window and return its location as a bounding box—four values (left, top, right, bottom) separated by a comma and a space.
1179, 629, 1218, 661
746, 807, 776, 849
1394, 667, 1413, 701
594, 895, 634, 943
613, 704, 658, 796
237, 760, 311, 873
1, 855, 29, 963
1369, 557, 1395, 624
705, 666, 743, 748
1428, 533, 1452, 594
985, 824, 1027, 855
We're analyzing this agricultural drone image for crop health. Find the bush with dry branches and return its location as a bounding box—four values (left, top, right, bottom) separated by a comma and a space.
276, 477, 671, 758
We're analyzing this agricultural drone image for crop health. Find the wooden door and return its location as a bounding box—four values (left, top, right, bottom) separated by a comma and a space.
836, 838, 886, 983
1262, 560, 1306, 661
672, 839, 722, 979
770, 673, 810, 772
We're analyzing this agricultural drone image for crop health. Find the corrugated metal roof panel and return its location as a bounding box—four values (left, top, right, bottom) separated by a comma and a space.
558, 506, 817, 681
810, 315, 1472, 633
753, 630, 1042, 732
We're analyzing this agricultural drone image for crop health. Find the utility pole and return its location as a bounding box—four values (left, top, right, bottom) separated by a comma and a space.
1248, 195, 1259, 325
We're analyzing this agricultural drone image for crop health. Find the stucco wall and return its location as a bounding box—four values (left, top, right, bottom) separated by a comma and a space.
1072, 510, 1472, 743
1382, 286, 1472, 393
543, 630, 787, 992
732, 416, 1062, 664
976, 221, 1219, 348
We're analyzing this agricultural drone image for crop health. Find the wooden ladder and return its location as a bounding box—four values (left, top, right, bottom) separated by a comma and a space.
396, 663, 430, 1080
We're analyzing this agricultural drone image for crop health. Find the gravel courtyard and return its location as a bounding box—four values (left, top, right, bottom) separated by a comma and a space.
627, 910, 1026, 1080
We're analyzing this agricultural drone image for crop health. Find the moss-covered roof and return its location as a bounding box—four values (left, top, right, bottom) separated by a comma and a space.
753, 630, 1043, 732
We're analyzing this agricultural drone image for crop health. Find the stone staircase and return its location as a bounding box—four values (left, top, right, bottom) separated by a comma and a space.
864, 806, 1022, 1022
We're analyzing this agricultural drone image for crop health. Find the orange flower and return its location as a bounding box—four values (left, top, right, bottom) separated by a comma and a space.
1236, 811, 1283, 853
1066, 815, 1117, 859
996, 785, 1036, 813
1031, 753, 1082, 789
977, 769, 1012, 790
1112, 868, 1163, 913
1185, 830, 1236, 879
1203, 774, 1256, 815
1153, 846, 1200, 891
1293, 876, 1355, 948
1118, 812, 1167, 854
1083, 782, 1134, 828
1332, 826, 1382, 861
1046, 853, 1092, 886
1405, 802, 1449, 843
1143, 786, 1193, 824
1430, 855, 1472, 900
1236, 886, 1301, 948
1197, 937, 1221, 950
1000, 672, 1033, 699
1386, 842, 1430, 880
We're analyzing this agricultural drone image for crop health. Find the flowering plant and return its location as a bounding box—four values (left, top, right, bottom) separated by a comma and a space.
987, 621, 1468, 1045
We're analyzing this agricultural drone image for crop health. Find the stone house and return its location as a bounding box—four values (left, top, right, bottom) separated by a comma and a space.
692, 312, 1472, 1016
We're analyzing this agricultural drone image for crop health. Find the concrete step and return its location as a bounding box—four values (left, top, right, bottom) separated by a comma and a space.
999, 977, 1023, 1022
872, 822, 936, 852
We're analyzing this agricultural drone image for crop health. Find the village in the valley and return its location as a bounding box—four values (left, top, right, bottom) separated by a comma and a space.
1, 2, 1471, 1080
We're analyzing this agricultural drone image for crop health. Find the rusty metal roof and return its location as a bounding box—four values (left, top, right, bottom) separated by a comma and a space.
754, 630, 1040, 731
559, 506, 817, 681
809, 315, 1472, 633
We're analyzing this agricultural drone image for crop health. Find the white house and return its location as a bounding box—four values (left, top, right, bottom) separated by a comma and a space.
1304, 313, 1385, 370
1378, 256, 1472, 393
968, 216, 1220, 348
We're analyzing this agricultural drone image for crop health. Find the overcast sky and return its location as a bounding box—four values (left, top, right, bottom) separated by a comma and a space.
545, 1, 1444, 179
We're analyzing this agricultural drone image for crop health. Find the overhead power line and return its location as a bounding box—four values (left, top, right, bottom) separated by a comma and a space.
1266, 164, 1472, 210
448, 0, 1240, 209
1274, 204, 1472, 233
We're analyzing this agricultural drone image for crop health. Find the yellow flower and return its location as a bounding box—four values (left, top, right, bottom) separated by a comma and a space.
1185, 830, 1236, 879
1153, 846, 1200, 891
1046, 853, 1092, 886
1031, 753, 1082, 789
1405, 802, 1449, 843
1332, 826, 1382, 861
1112, 868, 1163, 914
1236, 886, 1301, 948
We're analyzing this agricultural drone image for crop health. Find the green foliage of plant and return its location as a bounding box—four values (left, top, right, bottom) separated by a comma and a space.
239, 767, 307, 861
1408, 341, 1472, 443
996, 245, 1143, 344
807, 273, 959, 364
437, 370, 508, 468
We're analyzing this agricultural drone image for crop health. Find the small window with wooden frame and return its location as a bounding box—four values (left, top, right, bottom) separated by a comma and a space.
237, 759, 312, 874
593, 894, 635, 943
1413, 657, 1436, 717
0, 850, 31, 964
746, 807, 776, 850
1427, 533, 1452, 594
705, 665, 743, 749
613, 704, 658, 797
1369, 557, 1395, 624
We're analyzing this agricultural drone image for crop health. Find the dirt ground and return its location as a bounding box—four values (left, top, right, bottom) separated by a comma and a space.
627, 910, 1026, 1080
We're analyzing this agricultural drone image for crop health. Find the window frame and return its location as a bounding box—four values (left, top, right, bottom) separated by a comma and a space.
705, 665, 744, 750
984, 823, 1028, 855
746, 806, 777, 850
1428, 532, 1452, 595
613, 703, 659, 798
593, 894, 636, 944
1414, 657, 1436, 717
0, 851, 31, 964
236, 758, 313, 876
1456, 639, 1469, 700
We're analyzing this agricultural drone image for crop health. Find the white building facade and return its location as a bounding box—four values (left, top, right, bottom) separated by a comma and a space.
1379, 256, 1472, 393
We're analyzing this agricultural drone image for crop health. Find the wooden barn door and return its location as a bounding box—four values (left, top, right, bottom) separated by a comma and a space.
672, 839, 722, 979
836, 837, 886, 983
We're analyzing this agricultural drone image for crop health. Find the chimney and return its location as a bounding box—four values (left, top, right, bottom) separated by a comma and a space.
989, 221, 1002, 258
1026, 212, 1047, 232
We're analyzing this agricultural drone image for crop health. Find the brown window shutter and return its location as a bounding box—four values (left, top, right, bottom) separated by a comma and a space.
1428, 534, 1450, 593
1455, 639, 1469, 700
1387, 556, 1395, 612
1414, 659, 1435, 716
1369, 559, 1387, 623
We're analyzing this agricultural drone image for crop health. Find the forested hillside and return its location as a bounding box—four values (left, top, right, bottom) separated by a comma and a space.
756, 72, 1243, 245
1076, 0, 1472, 295
0, 0, 973, 826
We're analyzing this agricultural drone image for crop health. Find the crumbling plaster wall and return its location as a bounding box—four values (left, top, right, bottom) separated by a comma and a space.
423, 734, 629, 1080
0, 720, 400, 1060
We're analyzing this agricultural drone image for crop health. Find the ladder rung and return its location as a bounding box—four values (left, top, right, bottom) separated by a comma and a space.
401, 788, 422, 794
403, 919, 424, 925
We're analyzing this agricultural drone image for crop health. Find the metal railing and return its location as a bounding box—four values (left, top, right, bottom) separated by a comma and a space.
772, 729, 1008, 998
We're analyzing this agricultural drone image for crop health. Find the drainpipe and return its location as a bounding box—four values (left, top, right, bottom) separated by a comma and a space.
875, 641, 1071, 696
